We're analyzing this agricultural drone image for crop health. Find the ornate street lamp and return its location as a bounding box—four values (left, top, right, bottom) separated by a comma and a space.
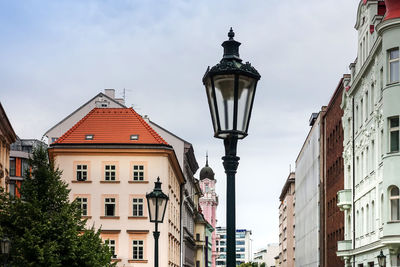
377, 250, 386, 267
202, 28, 261, 267
1, 237, 11, 267
146, 177, 169, 267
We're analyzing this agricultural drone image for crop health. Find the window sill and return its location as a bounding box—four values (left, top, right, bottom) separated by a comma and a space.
100, 216, 120, 219
111, 259, 122, 262
100, 181, 120, 184
72, 180, 92, 183
128, 216, 148, 220
81, 216, 92, 219
387, 220, 400, 224
128, 181, 149, 184
128, 260, 148, 263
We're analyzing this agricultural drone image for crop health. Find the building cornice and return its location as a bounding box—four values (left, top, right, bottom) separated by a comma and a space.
377, 17, 400, 34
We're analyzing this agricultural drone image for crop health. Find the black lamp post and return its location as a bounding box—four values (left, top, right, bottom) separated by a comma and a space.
146, 177, 169, 267
203, 28, 261, 267
377, 250, 386, 267
0, 237, 10, 267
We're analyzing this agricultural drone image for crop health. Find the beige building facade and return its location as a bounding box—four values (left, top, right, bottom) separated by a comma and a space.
0, 103, 17, 189
49, 107, 185, 267
278, 172, 295, 267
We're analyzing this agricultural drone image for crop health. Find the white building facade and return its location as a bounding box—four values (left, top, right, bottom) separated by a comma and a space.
215, 227, 252, 266
294, 112, 322, 267
253, 244, 279, 267
337, 1, 400, 266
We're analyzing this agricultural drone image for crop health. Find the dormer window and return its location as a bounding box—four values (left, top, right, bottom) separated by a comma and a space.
85, 135, 94, 140
130, 135, 139, 140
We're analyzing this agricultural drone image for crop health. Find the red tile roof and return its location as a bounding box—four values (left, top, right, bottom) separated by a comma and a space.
54, 108, 168, 145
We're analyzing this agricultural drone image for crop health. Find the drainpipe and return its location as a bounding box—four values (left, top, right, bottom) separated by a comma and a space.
352, 97, 356, 267
180, 183, 184, 267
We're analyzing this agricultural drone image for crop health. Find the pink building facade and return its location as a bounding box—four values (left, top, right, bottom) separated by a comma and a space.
199, 156, 218, 267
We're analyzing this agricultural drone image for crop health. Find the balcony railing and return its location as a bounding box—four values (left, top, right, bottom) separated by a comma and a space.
337, 189, 352, 211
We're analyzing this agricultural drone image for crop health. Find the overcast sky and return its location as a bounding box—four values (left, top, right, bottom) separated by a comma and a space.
1, 0, 361, 252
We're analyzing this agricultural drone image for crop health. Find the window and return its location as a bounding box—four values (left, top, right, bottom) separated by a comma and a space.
360, 99, 364, 126
371, 83, 375, 110
380, 68, 384, 98
356, 106, 359, 129
105, 165, 116, 181
133, 165, 144, 181
76, 197, 88, 216
51, 137, 58, 143
389, 48, 399, 83
132, 198, 144, 217
390, 186, 400, 221
76, 165, 87, 181
21, 159, 29, 177
9, 157, 16, 176
371, 201, 375, 231
105, 198, 116, 216
389, 117, 399, 152
365, 91, 369, 119
132, 240, 144, 260
8, 181, 16, 197
106, 239, 116, 258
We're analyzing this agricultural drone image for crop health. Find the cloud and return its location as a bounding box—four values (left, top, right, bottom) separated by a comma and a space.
0, 0, 360, 250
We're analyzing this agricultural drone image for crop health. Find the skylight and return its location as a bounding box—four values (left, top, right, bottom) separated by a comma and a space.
130, 135, 139, 140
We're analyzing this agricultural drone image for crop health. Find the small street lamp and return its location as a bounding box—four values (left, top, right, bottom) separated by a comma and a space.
1, 237, 11, 267
377, 250, 386, 267
202, 28, 261, 267
146, 177, 169, 267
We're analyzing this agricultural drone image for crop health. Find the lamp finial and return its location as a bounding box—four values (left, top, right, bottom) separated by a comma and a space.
228, 27, 235, 40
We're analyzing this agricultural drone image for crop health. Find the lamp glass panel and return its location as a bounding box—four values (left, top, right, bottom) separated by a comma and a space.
213, 74, 235, 132
157, 197, 167, 222
205, 78, 219, 133
4, 241, 9, 254
236, 75, 256, 133
148, 197, 156, 222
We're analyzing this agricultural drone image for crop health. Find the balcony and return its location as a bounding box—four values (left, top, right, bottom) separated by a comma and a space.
337, 240, 352, 257
337, 189, 352, 211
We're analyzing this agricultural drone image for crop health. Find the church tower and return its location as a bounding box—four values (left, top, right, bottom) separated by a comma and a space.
199, 154, 218, 267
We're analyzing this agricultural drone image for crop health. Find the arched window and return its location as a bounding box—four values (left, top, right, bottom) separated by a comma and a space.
361, 207, 365, 235
371, 201, 375, 231
347, 215, 351, 239
390, 186, 400, 221
366, 204, 370, 233
381, 194, 384, 225
357, 210, 360, 237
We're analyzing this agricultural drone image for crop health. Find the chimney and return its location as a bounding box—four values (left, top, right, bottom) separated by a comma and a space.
104, 89, 115, 99
309, 113, 319, 126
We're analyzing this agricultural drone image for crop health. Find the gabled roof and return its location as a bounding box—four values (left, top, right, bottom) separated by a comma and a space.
44, 92, 126, 136
53, 108, 168, 145
0, 102, 17, 144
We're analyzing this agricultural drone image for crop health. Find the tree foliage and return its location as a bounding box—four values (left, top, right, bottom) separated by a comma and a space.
0, 146, 115, 266
238, 262, 266, 267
